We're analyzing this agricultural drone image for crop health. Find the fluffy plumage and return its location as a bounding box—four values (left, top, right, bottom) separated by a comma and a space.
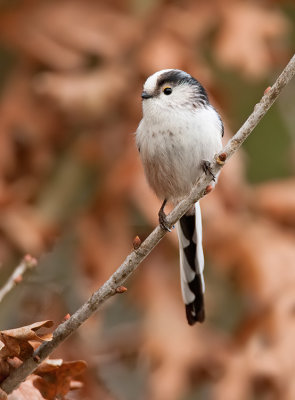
136, 69, 223, 324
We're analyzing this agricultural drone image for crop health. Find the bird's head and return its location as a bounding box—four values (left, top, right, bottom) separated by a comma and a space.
141, 69, 209, 116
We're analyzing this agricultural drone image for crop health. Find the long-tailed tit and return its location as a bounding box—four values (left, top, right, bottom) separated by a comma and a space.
136, 69, 224, 325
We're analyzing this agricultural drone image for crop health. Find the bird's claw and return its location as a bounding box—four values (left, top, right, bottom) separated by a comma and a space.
158, 209, 171, 232
202, 160, 216, 182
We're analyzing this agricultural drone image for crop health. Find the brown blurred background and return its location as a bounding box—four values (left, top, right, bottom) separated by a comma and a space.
0, 0, 294, 399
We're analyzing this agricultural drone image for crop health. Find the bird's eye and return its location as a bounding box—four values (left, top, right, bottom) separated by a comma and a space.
163, 87, 172, 95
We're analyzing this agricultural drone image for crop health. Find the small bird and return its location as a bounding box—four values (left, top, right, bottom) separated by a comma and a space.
136, 69, 223, 325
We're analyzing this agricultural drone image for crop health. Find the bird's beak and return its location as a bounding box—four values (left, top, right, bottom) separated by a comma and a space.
141, 91, 153, 99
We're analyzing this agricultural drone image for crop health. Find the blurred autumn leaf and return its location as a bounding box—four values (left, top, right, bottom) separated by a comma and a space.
33, 359, 87, 400
6, 359, 86, 400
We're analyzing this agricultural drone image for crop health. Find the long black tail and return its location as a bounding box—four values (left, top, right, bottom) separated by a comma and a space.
176, 202, 205, 325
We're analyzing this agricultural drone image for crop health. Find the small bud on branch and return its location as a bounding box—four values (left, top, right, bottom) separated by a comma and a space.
133, 236, 141, 250
115, 286, 128, 294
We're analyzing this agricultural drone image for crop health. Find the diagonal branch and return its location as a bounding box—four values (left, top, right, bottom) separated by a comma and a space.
2, 53, 295, 395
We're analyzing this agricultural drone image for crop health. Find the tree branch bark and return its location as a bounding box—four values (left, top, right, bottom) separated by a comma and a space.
2, 53, 295, 395
0, 255, 37, 304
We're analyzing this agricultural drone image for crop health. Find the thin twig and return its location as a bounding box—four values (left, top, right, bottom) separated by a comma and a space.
2, 54, 295, 395
0, 255, 37, 304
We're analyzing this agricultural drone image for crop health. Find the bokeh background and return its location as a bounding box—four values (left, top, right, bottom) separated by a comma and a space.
0, 0, 294, 399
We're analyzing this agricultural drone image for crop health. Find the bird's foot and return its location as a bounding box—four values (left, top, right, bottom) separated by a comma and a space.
202, 160, 216, 182
158, 208, 171, 232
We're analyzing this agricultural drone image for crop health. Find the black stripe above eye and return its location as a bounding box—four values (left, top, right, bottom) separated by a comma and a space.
157, 70, 189, 88
156, 70, 209, 103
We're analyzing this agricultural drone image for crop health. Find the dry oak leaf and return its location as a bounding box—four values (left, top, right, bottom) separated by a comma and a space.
1, 321, 53, 343
0, 321, 53, 384
33, 359, 87, 400
0, 321, 53, 360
